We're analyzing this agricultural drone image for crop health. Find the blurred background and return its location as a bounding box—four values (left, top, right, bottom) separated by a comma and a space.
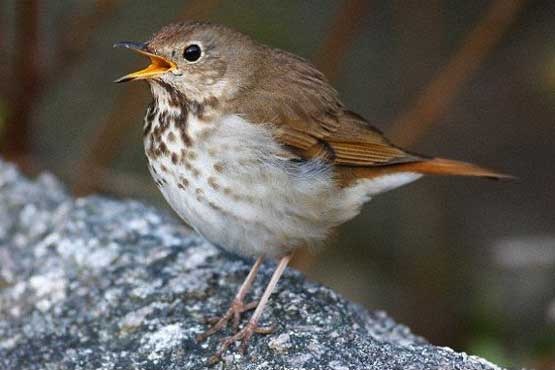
1, 1, 554, 368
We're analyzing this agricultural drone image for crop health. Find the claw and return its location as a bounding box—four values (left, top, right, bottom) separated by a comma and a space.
209, 320, 277, 361
203, 316, 221, 325
254, 323, 276, 334
200, 301, 276, 364
197, 299, 258, 342
232, 301, 257, 330
232, 310, 241, 331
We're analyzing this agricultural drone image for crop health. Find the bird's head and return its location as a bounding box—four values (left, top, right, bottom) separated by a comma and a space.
114, 22, 259, 103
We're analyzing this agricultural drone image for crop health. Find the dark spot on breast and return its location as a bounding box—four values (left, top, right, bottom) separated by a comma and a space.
207, 177, 219, 190
213, 163, 224, 173
152, 125, 161, 139
238, 159, 254, 166
146, 142, 155, 158
179, 149, 188, 164
197, 128, 214, 139
169, 91, 182, 108
207, 200, 222, 212
144, 102, 157, 136
190, 100, 204, 118
158, 141, 169, 156
205, 96, 219, 109
171, 152, 178, 164
167, 132, 176, 142
187, 151, 197, 160
177, 118, 191, 146
158, 111, 170, 130
144, 120, 153, 136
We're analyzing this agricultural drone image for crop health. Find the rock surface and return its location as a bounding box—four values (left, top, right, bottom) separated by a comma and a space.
0, 160, 506, 370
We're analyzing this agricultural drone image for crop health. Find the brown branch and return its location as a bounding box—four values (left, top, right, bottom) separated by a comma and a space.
0, 1, 8, 107
312, 0, 372, 82
176, 0, 223, 22
1, 1, 121, 168
0, 1, 39, 162
51, 0, 122, 80
0, 1, 6, 78
72, 0, 223, 195
73, 84, 150, 197
387, 0, 528, 147
393, 0, 443, 99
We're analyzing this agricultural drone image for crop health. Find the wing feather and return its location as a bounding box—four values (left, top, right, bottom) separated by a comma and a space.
228, 47, 421, 167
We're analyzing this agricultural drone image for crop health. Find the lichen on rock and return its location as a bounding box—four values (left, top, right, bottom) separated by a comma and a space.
0, 160, 507, 370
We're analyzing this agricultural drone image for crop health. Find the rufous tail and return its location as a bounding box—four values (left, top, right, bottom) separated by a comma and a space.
401, 158, 513, 180
349, 158, 513, 181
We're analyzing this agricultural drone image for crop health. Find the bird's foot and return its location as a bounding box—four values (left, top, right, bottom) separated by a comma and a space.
208, 319, 276, 364
196, 299, 258, 342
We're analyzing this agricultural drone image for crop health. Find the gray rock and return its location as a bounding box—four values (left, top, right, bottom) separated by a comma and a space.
0, 160, 505, 370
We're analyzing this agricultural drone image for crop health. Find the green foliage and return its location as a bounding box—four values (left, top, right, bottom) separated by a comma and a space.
467, 336, 510, 368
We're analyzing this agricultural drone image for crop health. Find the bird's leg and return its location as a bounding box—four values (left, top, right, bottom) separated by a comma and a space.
211, 254, 292, 361
197, 256, 263, 341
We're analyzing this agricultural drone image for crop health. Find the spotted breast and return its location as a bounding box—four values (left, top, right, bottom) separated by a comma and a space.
143, 81, 419, 258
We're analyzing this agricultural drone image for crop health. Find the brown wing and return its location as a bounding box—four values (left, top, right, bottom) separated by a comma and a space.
227, 46, 510, 185
230, 47, 422, 169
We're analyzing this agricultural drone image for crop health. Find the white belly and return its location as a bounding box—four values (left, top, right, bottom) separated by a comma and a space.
145, 114, 421, 257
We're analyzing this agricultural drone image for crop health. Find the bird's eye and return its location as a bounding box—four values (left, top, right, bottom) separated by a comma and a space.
183, 44, 202, 62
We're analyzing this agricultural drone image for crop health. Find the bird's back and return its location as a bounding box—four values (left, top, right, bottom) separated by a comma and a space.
137, 21, 509, 258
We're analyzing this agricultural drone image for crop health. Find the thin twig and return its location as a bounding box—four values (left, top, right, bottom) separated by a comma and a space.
387, 0, 528, 147
50, 0, 122, 81
393, 0, 443, 97
0, 1, 39, 161
0, 3, 7, 94
1, 1, 122, 166
312, 0, 372, 82
176, 0, 223, 21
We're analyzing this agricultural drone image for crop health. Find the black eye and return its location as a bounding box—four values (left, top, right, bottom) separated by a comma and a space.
183, 44, 202, 62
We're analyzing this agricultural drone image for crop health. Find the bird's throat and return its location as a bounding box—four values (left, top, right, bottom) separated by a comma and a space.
143, 81, 194, 162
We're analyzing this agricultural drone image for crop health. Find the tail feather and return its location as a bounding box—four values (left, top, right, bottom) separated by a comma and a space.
404, 158, 513, 180
345, 157, 513, 184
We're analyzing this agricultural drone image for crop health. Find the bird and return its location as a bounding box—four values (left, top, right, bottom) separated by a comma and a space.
114, 21, 510, 359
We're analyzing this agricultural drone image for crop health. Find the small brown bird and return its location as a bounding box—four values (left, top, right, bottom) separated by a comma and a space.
115, 21, 509, 358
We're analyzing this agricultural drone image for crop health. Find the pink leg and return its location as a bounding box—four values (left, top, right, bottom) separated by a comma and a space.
211, 254, 292, 361
197, 256, 263, 341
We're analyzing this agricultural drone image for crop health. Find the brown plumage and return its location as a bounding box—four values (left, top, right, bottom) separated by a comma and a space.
224, 41, 509, 185
114, 21, 511, 361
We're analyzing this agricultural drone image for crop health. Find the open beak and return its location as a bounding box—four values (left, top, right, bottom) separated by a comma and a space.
113, 41, 176, 83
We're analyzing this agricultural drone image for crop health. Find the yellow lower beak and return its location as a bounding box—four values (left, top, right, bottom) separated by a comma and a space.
114, 42, 176, 83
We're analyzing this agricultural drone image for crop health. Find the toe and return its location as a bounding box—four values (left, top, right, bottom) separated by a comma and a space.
232, 310, 241, 330
254, 323, 276, 334
241, 301, 258, 312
